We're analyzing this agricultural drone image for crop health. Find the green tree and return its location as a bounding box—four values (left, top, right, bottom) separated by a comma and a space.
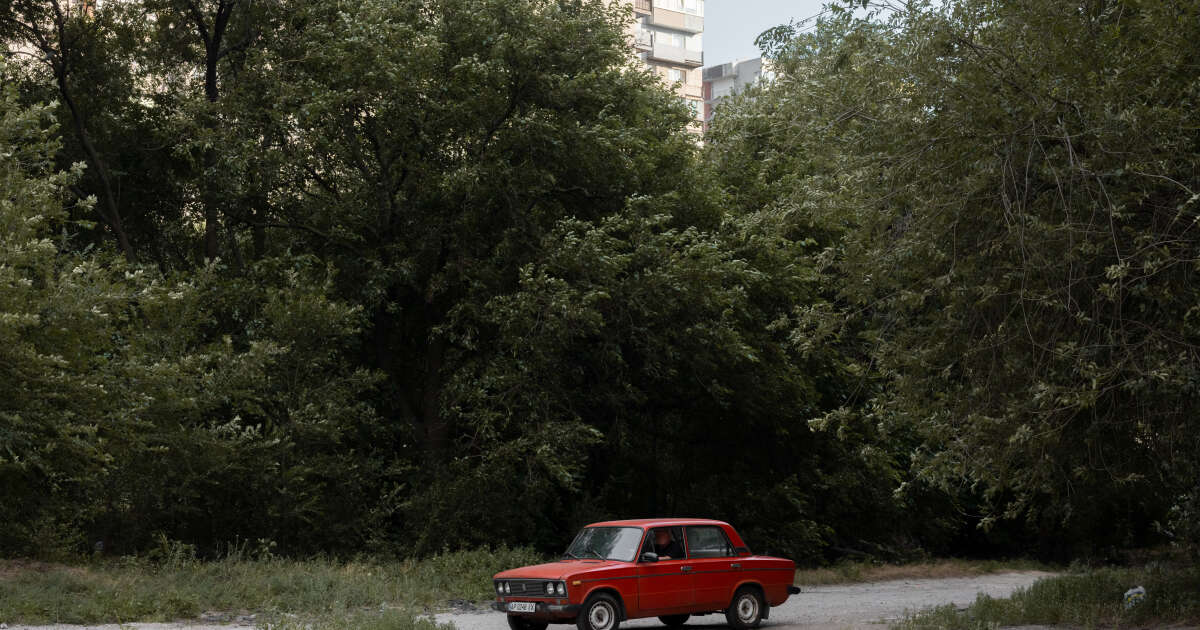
224, 0, 718, 548
0, 75, 142, 551
713, 0, 1200, 557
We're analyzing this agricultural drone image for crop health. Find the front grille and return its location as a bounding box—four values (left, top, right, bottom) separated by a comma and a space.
509, 579, 549, 596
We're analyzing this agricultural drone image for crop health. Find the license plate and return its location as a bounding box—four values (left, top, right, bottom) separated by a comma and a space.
508, 602, 537, 613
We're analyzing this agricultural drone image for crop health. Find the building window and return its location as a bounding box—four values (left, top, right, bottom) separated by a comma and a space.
661, 30, 685, 48
683, 0, 704, 16
668, 68, 685, 83
686, 33, 702, 52
681, 98, 701, 118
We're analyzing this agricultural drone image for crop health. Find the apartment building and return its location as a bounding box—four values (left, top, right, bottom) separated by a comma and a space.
617, 0, 705, 132
702, 57, 773, 132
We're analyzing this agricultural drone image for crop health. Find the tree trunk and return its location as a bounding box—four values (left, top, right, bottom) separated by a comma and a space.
57, 74, 136, 261
422, 331, 449, 464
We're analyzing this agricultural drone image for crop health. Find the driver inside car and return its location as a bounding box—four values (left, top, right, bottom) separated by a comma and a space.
652, 528, 685, 560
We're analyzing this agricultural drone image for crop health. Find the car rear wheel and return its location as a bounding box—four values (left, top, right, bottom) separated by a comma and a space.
725, 586, 764, 630
507, 615, 548, 630
657, 614, 690, 627
577, 593, 621, 630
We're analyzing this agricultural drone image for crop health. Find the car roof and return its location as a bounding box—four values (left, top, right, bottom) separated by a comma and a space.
585, 518, 731, 529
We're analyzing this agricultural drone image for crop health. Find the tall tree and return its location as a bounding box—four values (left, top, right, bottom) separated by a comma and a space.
712, 0, 1200, 556
140, 0, 267, 263
240, 0, 702, 470
1, 0, 135, 259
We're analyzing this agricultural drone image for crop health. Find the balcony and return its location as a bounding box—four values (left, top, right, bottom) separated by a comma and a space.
650, 43, 702, 67
703, 63, 732, 81
633, 28, 652, 50
634, 0, 651, 13
651, 7, 703, 33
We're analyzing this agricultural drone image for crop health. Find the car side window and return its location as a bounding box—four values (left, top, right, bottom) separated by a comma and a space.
640, 531, 655, 557
685, 526, 734, 558
647, 526, 687, 560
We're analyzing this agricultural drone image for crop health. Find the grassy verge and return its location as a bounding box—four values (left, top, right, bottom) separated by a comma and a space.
259, 608, 455, 630
896, 565, 1200, 629
794, 558, 1050, 586
0, 546, 543, 626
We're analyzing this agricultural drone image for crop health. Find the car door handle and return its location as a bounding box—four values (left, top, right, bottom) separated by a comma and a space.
730, 563, 741, 569
681, 565, 693, 572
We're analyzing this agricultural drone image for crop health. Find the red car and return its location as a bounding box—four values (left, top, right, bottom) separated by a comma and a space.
491, 518, 800, 630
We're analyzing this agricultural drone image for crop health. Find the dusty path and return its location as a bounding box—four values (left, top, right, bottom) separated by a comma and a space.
3, 571, 1055, 630
436, 571, 1056, 630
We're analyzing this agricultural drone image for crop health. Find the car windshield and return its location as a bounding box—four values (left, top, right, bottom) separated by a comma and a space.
563, 527, 644, 562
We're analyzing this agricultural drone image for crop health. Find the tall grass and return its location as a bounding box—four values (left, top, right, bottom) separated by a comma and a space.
793, 558, 1050, 586
259, 608, 454, 630
0, 546, 543, 625
896, 566, 1200, 629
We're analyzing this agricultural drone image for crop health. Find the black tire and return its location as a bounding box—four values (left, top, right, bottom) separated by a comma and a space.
508, 616, 548, 630
658, 614, 690, 627
577, 593, 621, 630
725, 586, 764, 630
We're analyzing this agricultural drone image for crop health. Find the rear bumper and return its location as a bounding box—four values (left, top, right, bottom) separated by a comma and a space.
492, 601, 581, 620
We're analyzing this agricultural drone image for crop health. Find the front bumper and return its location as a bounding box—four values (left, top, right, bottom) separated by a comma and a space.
492, 601, 581, 620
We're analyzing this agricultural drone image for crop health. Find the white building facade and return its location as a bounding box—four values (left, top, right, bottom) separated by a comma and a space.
618, 0, 705, 133
702, 57, 773, 132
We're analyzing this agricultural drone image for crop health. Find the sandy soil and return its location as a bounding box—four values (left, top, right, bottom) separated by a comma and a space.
3, 571, 1056, 630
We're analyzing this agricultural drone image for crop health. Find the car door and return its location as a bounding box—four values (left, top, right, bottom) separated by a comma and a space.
636, 527, 694, 613
685, 525, 740, 609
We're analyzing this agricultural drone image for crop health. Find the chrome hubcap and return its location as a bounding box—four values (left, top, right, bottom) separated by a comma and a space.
589, 602, 613, 630
737, 595, 758, 622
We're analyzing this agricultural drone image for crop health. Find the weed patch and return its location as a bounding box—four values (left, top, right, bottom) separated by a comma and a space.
896, 566, 1200, 629
0, 547, 542, 625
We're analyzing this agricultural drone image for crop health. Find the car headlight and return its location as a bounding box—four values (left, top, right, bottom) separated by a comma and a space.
504, 582, 511, 594
495, 581, 503, 594
556, 582, 566, 596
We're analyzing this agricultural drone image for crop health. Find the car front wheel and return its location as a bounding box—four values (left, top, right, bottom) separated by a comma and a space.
577, 593, 621, 630
507, 615, 548, 630
725, 586, 764, 630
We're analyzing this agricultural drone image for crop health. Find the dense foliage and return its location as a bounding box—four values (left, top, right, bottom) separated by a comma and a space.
709, 0, 1200, 557
3, 0, 1198, 563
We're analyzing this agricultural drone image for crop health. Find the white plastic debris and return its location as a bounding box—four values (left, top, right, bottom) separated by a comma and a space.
1124, 585, 1146, 609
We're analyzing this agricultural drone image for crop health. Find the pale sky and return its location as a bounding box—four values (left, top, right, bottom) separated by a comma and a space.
704, 0, 829, 66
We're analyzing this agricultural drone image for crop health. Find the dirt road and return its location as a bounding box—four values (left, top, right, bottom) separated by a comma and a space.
436, 571, 1056, 630
3, 571, 1055, 630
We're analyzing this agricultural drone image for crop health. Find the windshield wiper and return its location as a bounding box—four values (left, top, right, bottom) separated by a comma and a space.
583, 547, 604, 560
562, 551, 578, 560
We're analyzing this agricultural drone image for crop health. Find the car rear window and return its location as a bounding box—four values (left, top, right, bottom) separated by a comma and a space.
686, 525, 734, 558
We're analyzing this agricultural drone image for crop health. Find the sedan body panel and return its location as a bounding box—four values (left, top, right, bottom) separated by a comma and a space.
492, 519, 799, 624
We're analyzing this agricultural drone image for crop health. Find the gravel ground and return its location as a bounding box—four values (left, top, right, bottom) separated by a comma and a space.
2, 571, 1055, 630
435, 571, 1058, 630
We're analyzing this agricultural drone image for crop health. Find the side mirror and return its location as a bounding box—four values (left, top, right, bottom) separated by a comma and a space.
639, 552, 659, 563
